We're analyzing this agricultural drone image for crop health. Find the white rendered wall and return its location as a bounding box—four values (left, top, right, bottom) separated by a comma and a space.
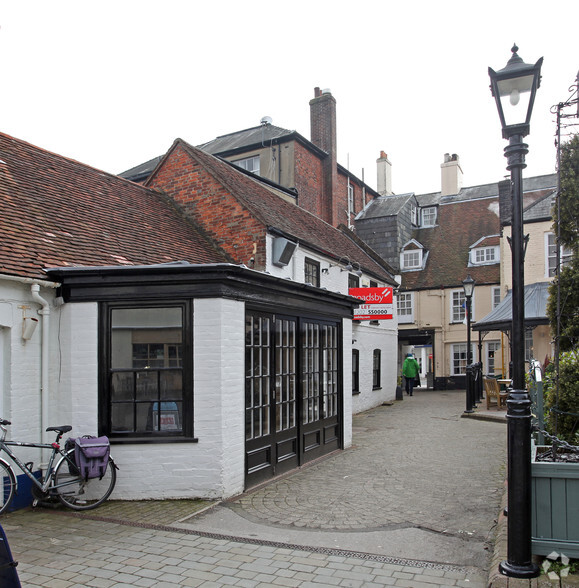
108, 297, 246, 500
0, 280, 59, 467
266, 235, 398, 414
351, 318, 398, 414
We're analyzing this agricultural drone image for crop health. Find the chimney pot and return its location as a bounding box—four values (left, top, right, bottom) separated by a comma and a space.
314, 87, 321, 98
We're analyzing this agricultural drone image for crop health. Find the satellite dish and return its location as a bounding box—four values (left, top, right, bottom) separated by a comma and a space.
260, 116, 272, 125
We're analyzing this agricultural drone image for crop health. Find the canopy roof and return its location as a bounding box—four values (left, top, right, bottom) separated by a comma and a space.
473, 281, 550, 332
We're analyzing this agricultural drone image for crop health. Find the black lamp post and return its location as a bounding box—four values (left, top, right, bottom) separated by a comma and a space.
489, 44, 542, 579
462, 274, 475, 413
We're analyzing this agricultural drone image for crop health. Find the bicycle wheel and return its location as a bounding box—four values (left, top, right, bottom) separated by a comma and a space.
0, 460, 16, 515
53, 449, 116, 511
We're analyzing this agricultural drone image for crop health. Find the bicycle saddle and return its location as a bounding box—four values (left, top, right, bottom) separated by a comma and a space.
46, 425, 73, 434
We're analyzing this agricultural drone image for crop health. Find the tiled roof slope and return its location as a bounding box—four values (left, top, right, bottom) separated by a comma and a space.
0, 132, 230, 280
197, 124, 297, 155
402, 196, 501, 291
151, 139, 396, 284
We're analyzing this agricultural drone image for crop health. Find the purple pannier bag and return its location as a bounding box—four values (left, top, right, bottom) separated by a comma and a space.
74, 436, 110, 480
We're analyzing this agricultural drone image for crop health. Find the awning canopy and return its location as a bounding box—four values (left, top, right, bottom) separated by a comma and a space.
473, 282, 550, 332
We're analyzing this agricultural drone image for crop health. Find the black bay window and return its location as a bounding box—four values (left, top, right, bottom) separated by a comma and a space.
101, 301, 193, 441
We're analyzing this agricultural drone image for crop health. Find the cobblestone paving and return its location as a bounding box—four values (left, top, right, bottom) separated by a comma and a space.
0, 390, 506, 587
233, 391, 506, 545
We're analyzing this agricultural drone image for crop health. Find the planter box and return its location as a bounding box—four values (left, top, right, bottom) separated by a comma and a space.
532, 444, 579, 557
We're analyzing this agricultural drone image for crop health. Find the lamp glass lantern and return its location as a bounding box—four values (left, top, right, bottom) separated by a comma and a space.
462, 274, 475, 299
488, 44, 543, 139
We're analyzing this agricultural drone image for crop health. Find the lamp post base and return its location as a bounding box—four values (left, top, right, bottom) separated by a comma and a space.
499, 560, 540, 579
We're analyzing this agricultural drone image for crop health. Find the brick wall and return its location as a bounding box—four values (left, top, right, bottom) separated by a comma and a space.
293, 142, 324, 219
148, 145, 267, 270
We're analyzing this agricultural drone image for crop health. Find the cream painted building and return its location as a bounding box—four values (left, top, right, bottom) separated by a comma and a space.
356, 153, 558, 388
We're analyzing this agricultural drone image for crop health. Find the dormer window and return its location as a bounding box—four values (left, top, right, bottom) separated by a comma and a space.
473, 247, 497, 264
403, 250, 422, 269
469, 236, 500, 267
410, 203, 418, 226
421, 206, 437, 227
400, 239, 426, 271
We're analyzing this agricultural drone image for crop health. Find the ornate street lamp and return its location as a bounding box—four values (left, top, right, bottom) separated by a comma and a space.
488, 44, 542, 579
462, 275, 475, 413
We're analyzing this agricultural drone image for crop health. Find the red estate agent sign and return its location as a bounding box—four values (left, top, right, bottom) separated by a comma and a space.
348, 287, 394, 321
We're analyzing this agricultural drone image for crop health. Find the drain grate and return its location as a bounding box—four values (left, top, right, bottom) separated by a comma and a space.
66, 510, 468, 572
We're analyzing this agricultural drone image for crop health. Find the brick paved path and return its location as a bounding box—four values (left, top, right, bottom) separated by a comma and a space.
1, 390, 508, 587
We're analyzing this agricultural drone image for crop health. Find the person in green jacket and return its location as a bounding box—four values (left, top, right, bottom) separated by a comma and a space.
402, 352, 420, 396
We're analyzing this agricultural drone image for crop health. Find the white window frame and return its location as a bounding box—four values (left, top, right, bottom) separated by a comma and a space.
451, 290, 466, 323
410, 203, 418, 226
348, 183, 354, 215
396, 292, 414, 323
451, 343, 471, 375
233, 155, 260, 175
545, 232, 572, 277
421, 206, 437, 227
402, 250, 421, 269
486, 341, 501, 376
470, 246, 499, 266
492, 286, 501, 309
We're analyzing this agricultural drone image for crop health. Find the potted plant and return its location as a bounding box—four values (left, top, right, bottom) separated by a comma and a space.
531, 350, 579, 557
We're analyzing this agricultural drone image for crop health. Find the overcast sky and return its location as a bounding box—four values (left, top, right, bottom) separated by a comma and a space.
1, 1, 578, 195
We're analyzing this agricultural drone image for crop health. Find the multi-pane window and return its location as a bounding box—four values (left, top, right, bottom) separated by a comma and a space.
302, 322, 339, 423
397, 292, 414, 323
245, 314, 271, 441
451, 290, 466, 322
234, 155, 260, 175
304, 258, 320, 287
352, 350, 360, 394
372, 349, 381, 389
486, 341, 501, 376
348, 184, 354, 214
348, 274, 360, 289
546, 233, 573, 277
421, 207, 437, 227
492, 287, 501, 309
473, 247, 497, 264
525, 328, 534, 363
105, 304, 189, 438
410, 204, 418, 226
275, 319, 297, 433
452, 343, 468, 375
402, 250, 421, 269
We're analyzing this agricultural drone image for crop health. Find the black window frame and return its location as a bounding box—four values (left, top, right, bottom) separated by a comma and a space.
348, 274, 360, 289
372, 349, 381, 390
99, 300, 195, 443
352, 349, 360, 395
304, 258, 321, 287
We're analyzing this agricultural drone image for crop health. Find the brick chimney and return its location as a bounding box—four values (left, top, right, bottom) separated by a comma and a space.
310, 87, 338, 225
441, 153, 463, 196
376, 151, 393, 196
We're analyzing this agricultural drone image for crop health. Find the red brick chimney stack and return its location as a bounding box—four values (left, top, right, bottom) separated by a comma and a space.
309, 87, 338, 225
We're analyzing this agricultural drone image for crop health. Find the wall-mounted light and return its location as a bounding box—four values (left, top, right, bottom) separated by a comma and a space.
272, 237, 297, 267
19, 305, 38, 340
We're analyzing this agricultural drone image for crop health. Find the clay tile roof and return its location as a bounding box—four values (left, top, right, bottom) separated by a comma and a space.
0, 133, 230, 281
173, 140, 396, 284
403, 197, 501, 290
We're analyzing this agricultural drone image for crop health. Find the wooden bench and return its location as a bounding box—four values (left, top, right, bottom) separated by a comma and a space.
483, 377, 508, 410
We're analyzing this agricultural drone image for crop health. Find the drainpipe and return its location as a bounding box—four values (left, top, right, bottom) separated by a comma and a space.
31, 284, 50, 443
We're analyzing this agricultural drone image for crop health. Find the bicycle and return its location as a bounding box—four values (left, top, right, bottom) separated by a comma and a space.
0, 419, 117, 514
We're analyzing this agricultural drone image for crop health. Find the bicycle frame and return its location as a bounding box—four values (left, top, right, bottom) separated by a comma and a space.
0, 432, 79, 495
